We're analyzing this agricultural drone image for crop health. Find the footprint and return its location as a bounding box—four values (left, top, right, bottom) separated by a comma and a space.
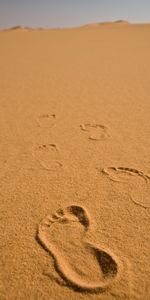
102, 167, 150, 208
37, 114, 56, 128
80, 123, 110, 141
33, 144, 63, 171
37, 205, 121, 293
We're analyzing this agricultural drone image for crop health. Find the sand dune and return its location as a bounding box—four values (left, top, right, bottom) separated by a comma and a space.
7, 25, 29, 32
0, 22, 150, 300
1, 26, 46, 32
80, 20, 130, 28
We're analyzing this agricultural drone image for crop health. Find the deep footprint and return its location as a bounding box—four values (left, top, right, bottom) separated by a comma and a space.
33, 143, 63, 171
102, 167, 150, 208
80, 123, 110, 141
37, 205, 121, 292
37, 114, 56, 128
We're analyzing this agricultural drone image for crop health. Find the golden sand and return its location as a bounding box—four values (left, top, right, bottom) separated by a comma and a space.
0, 23, 150, 300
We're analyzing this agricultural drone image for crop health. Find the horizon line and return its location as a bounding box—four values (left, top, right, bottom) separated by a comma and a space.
1, 20, 150, 31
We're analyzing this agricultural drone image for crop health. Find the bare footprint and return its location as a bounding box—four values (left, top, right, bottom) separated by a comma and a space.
102, 167, 150, 208
37, 205, 121, 293
33, 144, 63, 171
37, 114, 56, 128
80, 123, 110, 141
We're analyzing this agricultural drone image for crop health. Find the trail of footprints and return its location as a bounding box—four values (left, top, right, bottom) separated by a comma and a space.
102, 167, 150, 208
34, 113, 149, 294
37, 205, 121, 293
34, 117, 110, 171
34, 113, 62, 171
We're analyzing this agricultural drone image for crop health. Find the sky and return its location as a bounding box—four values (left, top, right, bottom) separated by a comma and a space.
0, 0, 150, 29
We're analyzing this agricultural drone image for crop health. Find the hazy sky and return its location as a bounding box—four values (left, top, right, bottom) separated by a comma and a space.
0, 0, 150, 29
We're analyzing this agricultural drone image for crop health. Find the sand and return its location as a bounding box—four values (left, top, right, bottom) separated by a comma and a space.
0, 22, 150, 300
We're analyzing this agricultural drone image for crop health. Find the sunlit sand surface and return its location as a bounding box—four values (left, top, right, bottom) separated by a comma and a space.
0, 22, 150, 300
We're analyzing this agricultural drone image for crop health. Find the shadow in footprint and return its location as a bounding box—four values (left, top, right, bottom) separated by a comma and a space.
37, 205, 121, 293
102, 167, 150, 208
95, 248, 118, 278
37, 114, 56, 128
80, 123, 110, 141
33, 143, 63, 171
67, 205, 90, 231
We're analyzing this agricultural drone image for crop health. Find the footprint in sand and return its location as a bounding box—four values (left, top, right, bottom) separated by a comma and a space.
102, 167, 150, 208
33, 144, 63, 171
80, 123, 110, 141
37, 205, 121, 293
37, 114, 56, 128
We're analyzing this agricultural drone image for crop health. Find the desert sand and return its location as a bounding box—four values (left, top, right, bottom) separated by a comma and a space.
0, 22, 150, 300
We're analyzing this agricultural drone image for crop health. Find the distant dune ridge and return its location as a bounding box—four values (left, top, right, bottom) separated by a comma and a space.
1, 20, 150, 32
80, 20, 130, 28
0, 20, 131, 31
7, 25, 29, 31
2, 25, 45, 32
